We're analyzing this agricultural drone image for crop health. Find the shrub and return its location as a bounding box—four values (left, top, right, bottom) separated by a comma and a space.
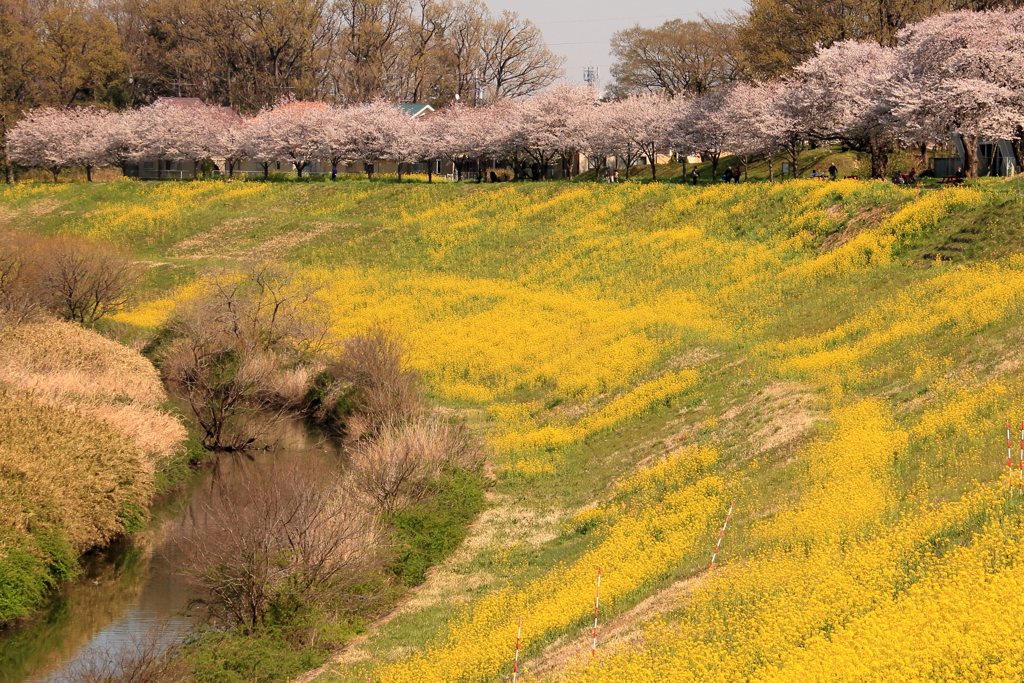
318, 327, 422, 440
162, 265, 327, 450
176, 457, 382, 632
39, 238, 142, 325
0, 234, 140, 326
348, 416, 481, 515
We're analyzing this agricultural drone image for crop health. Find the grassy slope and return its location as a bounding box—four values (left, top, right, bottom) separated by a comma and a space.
0, 319, 187, 624
3, 176, 1024, 681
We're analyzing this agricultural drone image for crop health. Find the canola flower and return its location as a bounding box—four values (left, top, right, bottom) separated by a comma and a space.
19, 179, 1024, 683
376, 446, 726, 683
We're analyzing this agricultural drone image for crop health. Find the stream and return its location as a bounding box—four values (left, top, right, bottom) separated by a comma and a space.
0, 419, 341, 683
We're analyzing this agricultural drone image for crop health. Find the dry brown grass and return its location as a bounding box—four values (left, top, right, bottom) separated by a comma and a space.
0, 392, 154, 551
0, 318, 186, 460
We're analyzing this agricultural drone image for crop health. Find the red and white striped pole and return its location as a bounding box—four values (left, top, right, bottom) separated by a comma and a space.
512, 615, 523, 683
1008, 421, 1014, 496
1017, 419, 1023, 494
709, 500, 735, 570
590, 567, 602, 656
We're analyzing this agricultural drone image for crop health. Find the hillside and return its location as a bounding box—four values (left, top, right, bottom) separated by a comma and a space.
0, 318, 187, 623
3, 176, 1024, 681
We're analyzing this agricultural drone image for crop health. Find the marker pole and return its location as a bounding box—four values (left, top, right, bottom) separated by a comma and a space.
709, 500, 735, 570
591, 568, 602, 656
1018, 420, 1023, 494
512, 616, 523, 683
1008, 421, 1014, 496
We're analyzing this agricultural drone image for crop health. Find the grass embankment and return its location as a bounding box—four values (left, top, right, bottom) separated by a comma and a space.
577, 145, 948, 183
4, 176, 1024, 681
0, 318, 187, 624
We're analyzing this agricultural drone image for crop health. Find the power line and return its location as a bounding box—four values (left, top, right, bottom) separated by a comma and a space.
536, 12, 698, 25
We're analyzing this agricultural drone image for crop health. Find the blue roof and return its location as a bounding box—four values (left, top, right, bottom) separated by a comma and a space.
398, 103, 434, 118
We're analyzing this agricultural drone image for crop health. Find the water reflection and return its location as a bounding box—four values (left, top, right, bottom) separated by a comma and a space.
0, 419, 340, 683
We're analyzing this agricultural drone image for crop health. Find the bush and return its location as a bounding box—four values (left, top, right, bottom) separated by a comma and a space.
319, 327, 423, 441
0, 233, 140, 326
162, 265, 327, 450
348, 417, 481, 515
176, 457, 383, 632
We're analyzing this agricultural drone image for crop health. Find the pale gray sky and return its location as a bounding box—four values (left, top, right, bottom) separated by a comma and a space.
483, 0, 749, 89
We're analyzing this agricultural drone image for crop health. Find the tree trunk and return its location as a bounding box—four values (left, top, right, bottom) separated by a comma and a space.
918, 141, 928, 173
51, 166, 60, 182
650, 153, 658, 181
296, 162, 304, 179
961, 134, 980, 178
870, 137, 889, 178
86, 165, 93, 182
397, 163, 403, 182
158, 159, 164, 180
428, 161, 433, 183
5, 162, 13, 183
262, 163, 270, 180
710, 153, 720, 180
768, 155, 774, 183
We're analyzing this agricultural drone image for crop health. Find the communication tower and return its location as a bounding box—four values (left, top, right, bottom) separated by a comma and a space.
583, 67, 599, 88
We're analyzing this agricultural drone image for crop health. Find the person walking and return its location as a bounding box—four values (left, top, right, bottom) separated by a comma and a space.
691, 168, 699, 185
828, 163, 838, 181
612, 170, 620, 184
732, 167, 740, 183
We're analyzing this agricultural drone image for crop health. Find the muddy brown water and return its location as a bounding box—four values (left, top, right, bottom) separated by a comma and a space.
0, 419, 342, 683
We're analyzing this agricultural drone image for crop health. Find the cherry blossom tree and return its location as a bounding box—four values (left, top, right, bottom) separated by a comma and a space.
793, 40, 899, 178
578, 102, 617, 181
670, 88, 731, 180
720, 83, 778, 180
516, 83, 595, 179
314, 105, 355, 181
209, 114, 249, 178
6, 107, 112, 181
385, 114, 429, 182
249, 98, 328, 178
894, 10, 1024, 177
424, 103, 502, 181
610, 92, 672, 180
97, 108, 140, 178
600, 99, 644, 180
346, 100, 409, 179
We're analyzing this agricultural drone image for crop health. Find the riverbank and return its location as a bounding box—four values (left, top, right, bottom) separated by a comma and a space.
0, 318, 187, 626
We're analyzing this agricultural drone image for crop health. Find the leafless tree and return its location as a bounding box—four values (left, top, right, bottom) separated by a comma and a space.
348, 416, 481, 514
322, 326, 423, 441
162, 264, 328, 450
39, 238, 141, 325
53, 627, 189, 683
177, 457, 382, 631
481, 10, 564, 100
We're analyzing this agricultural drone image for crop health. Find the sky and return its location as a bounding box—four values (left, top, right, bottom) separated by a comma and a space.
483, 0, 749, 89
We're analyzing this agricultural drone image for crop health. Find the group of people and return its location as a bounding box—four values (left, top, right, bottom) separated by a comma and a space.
891, 169, 918, 185
809, 163, 840, 181
604, 169, 621, 183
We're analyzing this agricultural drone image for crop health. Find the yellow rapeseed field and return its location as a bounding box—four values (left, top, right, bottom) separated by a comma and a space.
6, 177, 1023, 681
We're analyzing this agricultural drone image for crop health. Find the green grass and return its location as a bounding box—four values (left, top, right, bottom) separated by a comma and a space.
5, 174, 1024, 681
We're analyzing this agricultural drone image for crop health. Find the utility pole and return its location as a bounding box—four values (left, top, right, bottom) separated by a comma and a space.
583, 67, 599, 89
